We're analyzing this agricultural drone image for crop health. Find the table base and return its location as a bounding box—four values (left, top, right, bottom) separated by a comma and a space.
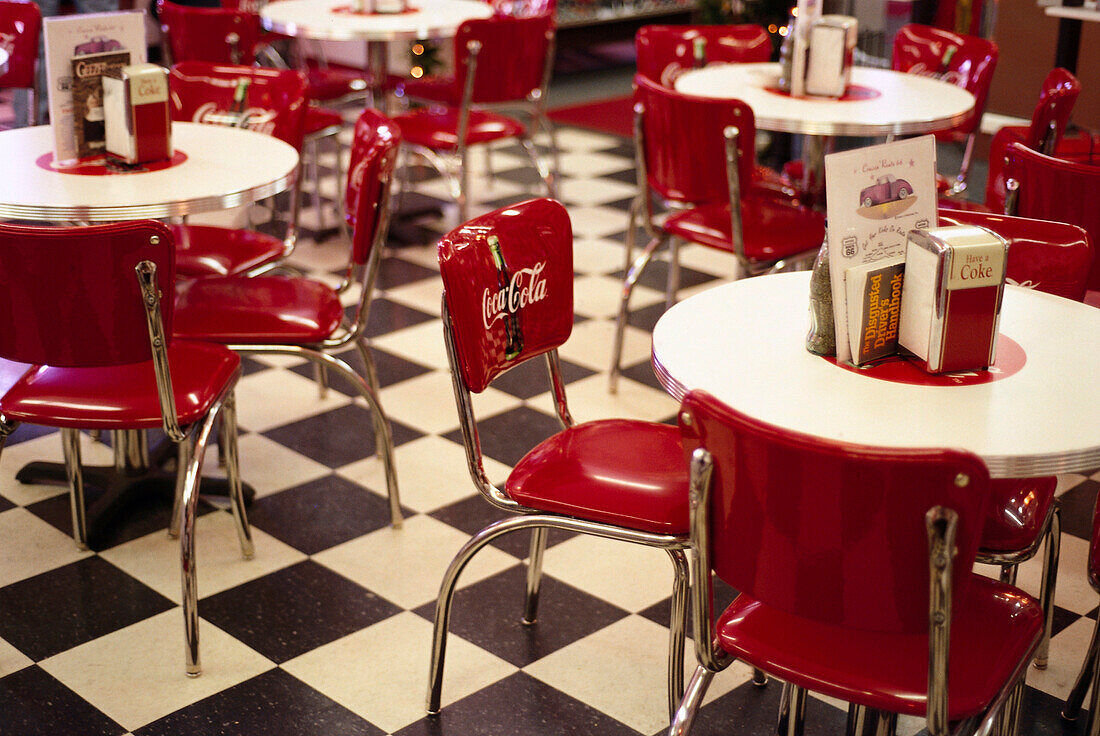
16, 457, 255, 551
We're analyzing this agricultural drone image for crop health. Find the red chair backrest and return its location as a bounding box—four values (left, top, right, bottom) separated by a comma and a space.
939, 208, 1093, 302
169, 61, 308, 150
892, 24, 998, 137
635, 24, 772, 87
0, 220, 176, 368
635, 73, 756, 206
1026, 67, 1080, 153
0, 0, 41, 90
453, 15, 552, 105
680, 389, 991, 635
437, 198, 573, 393
158, 0, 261, 65
1005, 142, 1100, 293
346, 109, 401, 266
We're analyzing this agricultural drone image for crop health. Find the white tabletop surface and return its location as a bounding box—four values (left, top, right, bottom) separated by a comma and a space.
261, 0, 493, 41
674, 62, 976, 137
0, 123, 298, 222
652, 272, 1100, 478
1045, 5, 1100, 21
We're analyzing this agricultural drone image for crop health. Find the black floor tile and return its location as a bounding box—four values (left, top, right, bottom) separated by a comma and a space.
638, 574, 740, 636
262, 404, 422, 469
134, 668, 384, 736
412, 564, 628, 667
287, 344, 433, 395
490, 357, 595, 399
359, 297, 436, 338
627, 300, 670, 332
664, 677, 847, 736
239, 355, 271, 376
442, 405, 562, 468
248, 474, 402, 554
1058, 479, 1098, 540
375, 257, 439, 290
197, 560, 401, 663
4, 423, 56, 446
0, 494, 14, 512
0, 665, 125, 736
620, 360, 665, 392
1052, 604, 1087, 639
1019, 686, 1090, 736
603, 167, 640, 185
429, 494, 575, 558
614, 258, 721, 294
396, 671, 640, 736
0, 557, 174, 660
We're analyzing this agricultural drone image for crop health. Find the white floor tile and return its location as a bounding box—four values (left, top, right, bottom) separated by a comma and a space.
234, 368, 353, 433
235, 433, 332, 499
542, 534, 674, 613
0, 508, 92, 588
0, 633, 33, 678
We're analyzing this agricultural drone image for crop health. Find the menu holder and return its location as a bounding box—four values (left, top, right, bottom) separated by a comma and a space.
898, 225, 1008, 373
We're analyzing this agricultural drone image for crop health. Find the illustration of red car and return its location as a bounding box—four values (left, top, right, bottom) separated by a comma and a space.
860, 174, 912, 207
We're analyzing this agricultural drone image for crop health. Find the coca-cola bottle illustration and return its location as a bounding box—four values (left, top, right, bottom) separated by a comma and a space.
231, 77, 250, 127
488, 234, 524, 360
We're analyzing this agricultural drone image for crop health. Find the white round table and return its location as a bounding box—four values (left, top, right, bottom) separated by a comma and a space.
261, 0, 493, 42
673, 62, 976, 138
0, 123, 298, 222
652, 272, 1100, 478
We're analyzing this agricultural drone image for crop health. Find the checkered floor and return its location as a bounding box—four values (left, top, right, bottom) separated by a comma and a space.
1, 110, 1098, 736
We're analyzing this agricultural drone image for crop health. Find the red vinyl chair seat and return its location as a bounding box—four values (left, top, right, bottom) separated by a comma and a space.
305, 105, 344, 135
396, 74, 460, 106
715, 575, 1043, 719
506, 420, 689, 535
173, 275, 344, 344
394, 108, 527, 150
304, 60, 375, 102
172, 224, 286, 279
662, 197, 825, 262
1, 341, 240, 430
980, 476, 1058, 554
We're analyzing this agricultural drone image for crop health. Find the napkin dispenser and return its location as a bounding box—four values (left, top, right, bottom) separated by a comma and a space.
104, 63, 172, 165
898, 225, 1008, 373
805, 15, 857, 98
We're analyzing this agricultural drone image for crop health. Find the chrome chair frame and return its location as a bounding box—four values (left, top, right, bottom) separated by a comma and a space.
426, 298, 690, 722
669, 447, 1039, 736
609, 110, 814, 392
0, 251, 252, 677
398, 31, 557, 224
1062, 566, 1100, 733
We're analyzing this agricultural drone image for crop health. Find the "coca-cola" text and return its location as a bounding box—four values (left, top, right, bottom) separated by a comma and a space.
482, 261, 548, 329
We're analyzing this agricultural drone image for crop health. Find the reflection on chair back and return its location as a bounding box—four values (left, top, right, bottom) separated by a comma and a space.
453, 15, 554, 105
437, 198, 573, 393
892, 24, 998, 138
1005, 142, 1100, 293
939, 208, 1093, 302
169, 61, 308, 150
0, 220, 175, 368
1026, 68, 1081, 154
0, 0, 41, 91
488, 0, 555, 17
345, 109, 401, 268
158, 0, 261, 65
680, 389, 990, 634
635, 24, 772, 87
635, 73, 755, 206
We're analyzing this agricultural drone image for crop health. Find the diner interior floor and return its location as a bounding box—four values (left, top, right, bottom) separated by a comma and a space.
0, 105, 1096, 735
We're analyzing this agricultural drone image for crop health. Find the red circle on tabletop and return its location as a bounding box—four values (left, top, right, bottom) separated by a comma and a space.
36, 150, 188, 176
332, 4, 419, 14
825, 334, 1026, 386
763, 84, 882, 101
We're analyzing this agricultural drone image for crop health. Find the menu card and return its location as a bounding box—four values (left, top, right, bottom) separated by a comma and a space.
823, 135, 938, 364
43, 10, 146, 164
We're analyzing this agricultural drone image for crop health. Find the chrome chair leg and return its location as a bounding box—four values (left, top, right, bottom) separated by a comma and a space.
666, 237, 681, 310
519, 135, 555, 200
1034, 502, 1061, 669
314, 360, 330, 399
61, 428, 89, 550
668, 548, 689, 722
333, 131, 350, 244
846, 705, 898, 736
522, 527, 547, 625
1064, 615, 1099, 720
777, 682, 807, 736
221, 390, 254, 559
458, 147, 471, 224
309, 137, 326, 232
355, 337, 384, 460
609, 233, 668, 394
168, 438, 190, 539
753, 668, 769, 687
668, 665, 716, 736
177, 421, 206, 677
623, 195, 642, 278
1087, 635, 1100, 736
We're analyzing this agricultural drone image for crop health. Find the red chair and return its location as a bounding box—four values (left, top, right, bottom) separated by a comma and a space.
608, 74, 825, 392
0, 220, 251, 676
171, 108, 402, 527
892, 24, 999, 197
392, 14, 557, 223
1004, 141, 1100, 304
985, 68, 1081, 212
0, 0, 42, 127
940, 208, 1093, 668
635, 24, 772, 87
169, 61, 309, 278
1060, 496, 1100, 729
671, 390, 1044, 736
426, 198, 690, 721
